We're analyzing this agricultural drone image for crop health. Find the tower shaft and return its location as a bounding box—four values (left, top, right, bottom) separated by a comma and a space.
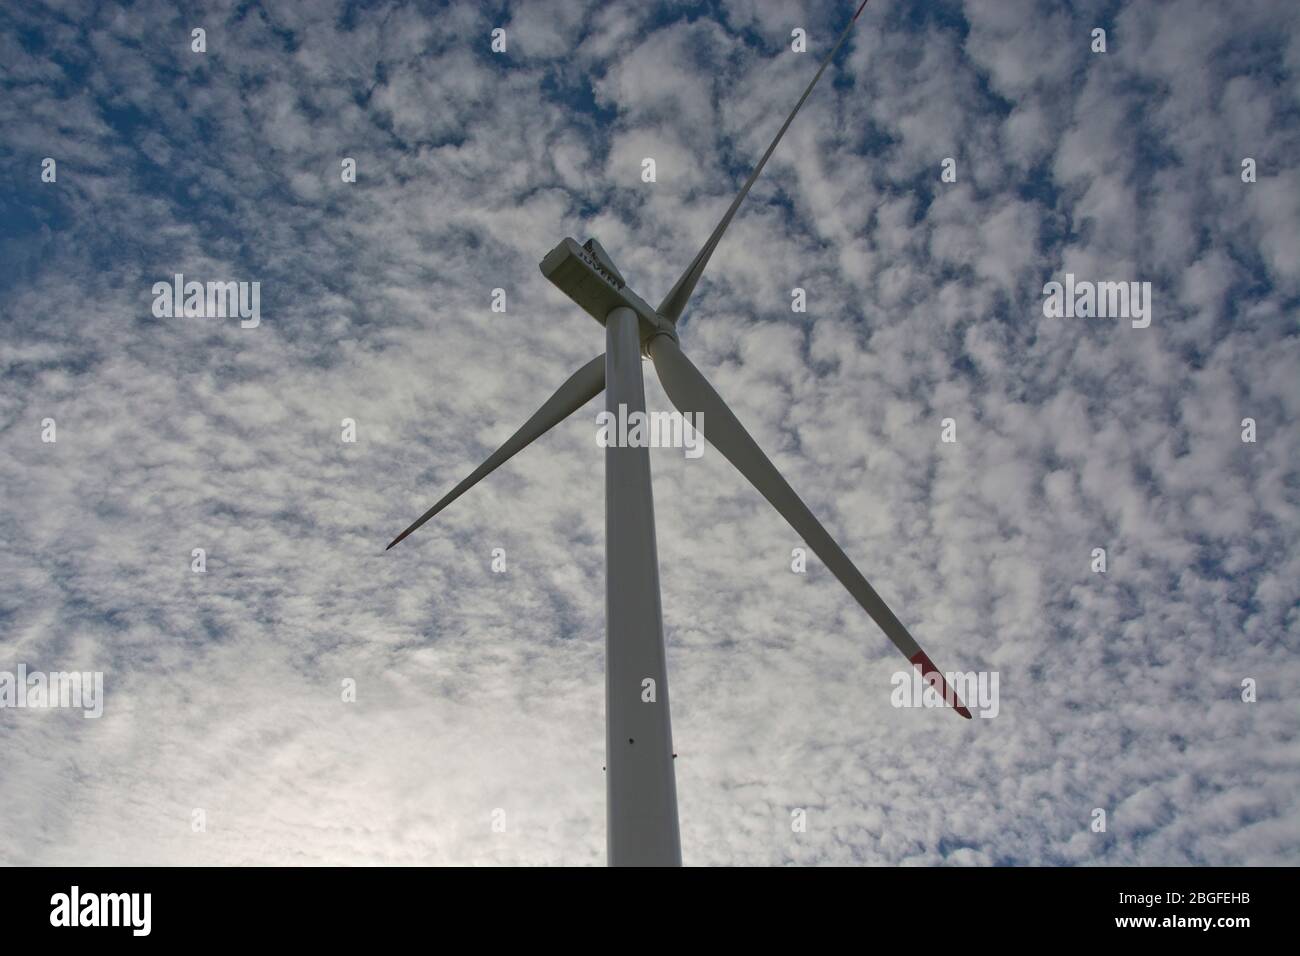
604, 306, 682, 866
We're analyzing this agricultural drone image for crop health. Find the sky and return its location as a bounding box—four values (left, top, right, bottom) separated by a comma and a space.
0, 0, 1297, 866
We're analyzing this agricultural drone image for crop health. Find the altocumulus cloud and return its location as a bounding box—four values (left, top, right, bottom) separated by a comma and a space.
0, 0, 1297, 865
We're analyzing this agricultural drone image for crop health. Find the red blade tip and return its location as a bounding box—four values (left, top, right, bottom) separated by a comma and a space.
909, 651, 972, 719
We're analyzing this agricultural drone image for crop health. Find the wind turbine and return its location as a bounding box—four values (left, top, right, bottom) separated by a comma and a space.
386, 0, 970, 867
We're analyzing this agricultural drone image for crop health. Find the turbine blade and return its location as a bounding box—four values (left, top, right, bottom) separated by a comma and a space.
386, 354, 606, 550
647, 334, 969, 718
656, 0, 872, 325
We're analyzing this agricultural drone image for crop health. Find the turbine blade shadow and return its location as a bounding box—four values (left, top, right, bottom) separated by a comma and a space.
386, 353, 606, 550
647, 333, 970, 718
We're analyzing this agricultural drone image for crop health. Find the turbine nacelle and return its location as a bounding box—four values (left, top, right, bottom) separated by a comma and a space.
540, 237, 675, 346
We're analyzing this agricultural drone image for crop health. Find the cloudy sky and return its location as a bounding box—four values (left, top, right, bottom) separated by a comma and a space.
1, 0, 1297, 866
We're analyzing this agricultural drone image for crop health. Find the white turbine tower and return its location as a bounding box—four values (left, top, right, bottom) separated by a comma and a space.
386, 0, 969, 867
